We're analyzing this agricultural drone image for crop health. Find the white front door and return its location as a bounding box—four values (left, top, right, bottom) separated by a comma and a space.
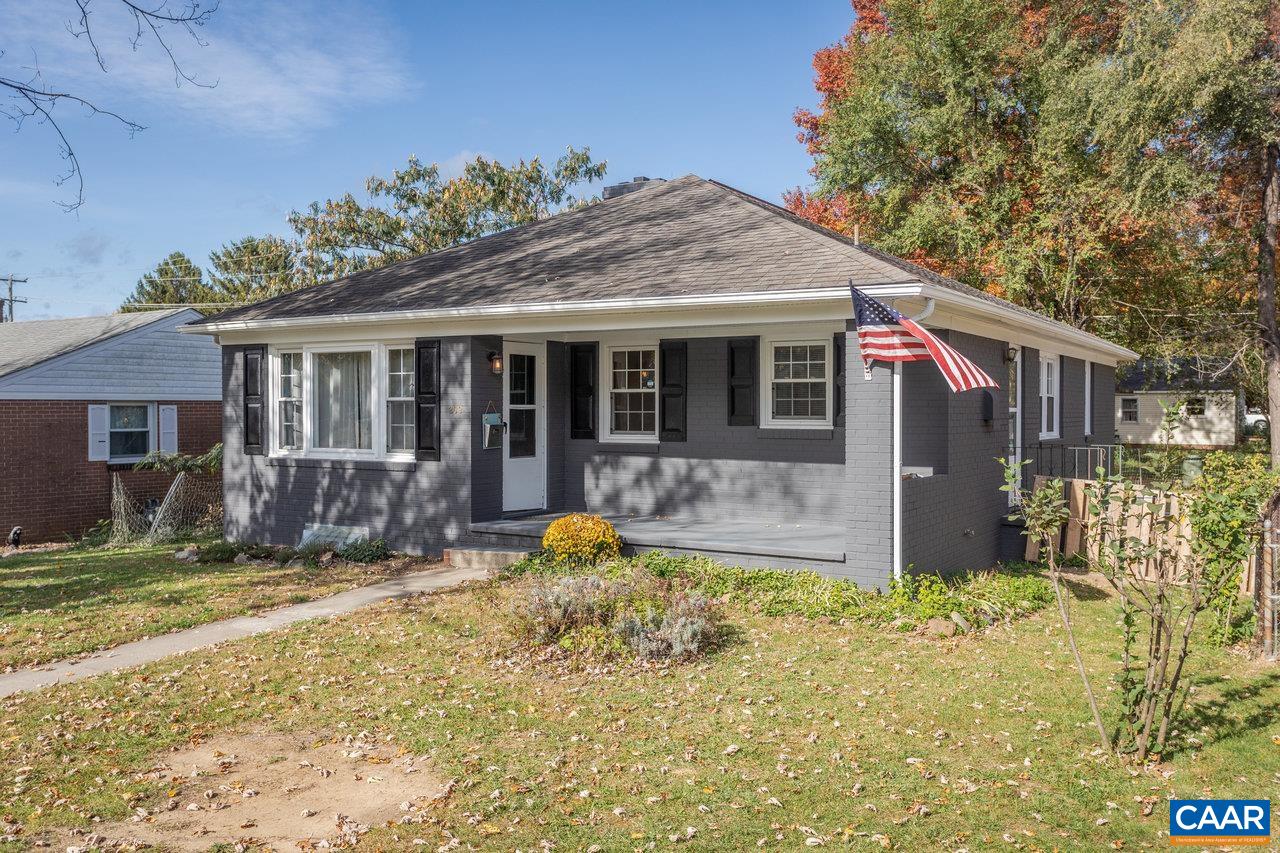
502, 340, 547, 512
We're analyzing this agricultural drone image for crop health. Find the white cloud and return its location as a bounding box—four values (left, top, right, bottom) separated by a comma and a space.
0, 1, 412, 139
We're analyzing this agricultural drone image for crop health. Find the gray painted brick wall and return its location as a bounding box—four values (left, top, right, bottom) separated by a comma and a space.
558, 336, 848, 526
222, 338, 483, 555
842, 323, 895, 587
901, 332, 1008, 575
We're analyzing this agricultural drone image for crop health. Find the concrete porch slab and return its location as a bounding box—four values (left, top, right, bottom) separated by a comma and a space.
469, 513, 846, 563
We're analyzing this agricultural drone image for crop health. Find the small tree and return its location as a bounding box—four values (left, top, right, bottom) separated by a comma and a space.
1001, 459, 1110, 750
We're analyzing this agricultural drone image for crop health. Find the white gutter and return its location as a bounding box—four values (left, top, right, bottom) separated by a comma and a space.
908, 297, 936, 323
917, 283, 1137, 362
181, 278, 1137, 362
180, 286, 892, 334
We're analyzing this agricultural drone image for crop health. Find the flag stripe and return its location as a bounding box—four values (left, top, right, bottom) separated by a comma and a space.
850, 286, 998, 393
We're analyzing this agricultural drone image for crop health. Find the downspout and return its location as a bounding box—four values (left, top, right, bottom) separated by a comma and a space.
889, 297, 930, 583
892, 361, 903, 582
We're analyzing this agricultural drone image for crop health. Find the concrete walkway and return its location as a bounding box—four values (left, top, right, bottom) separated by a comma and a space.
0, 563, 488, 699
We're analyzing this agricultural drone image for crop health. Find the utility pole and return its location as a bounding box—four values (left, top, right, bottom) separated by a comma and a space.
1, 276, 28, 322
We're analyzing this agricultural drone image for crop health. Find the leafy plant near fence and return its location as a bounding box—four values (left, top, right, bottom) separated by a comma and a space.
505, 550, 1052, 632
1006, 443, 1277, 763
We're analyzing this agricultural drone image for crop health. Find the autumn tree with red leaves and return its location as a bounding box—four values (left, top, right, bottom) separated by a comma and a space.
787, 0, 1273, 404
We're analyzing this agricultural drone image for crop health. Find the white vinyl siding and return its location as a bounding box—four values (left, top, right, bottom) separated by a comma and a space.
1115, 391, 1238, 446
0, 309, 220, 400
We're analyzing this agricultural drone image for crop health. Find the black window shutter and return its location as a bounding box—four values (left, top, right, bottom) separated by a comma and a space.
568, 342, 597, 440
659, 340, 687, 442
727, 337, 758, 426
243, 345, 265, 455
415, 338, 441, 461
833, 332, 846, 428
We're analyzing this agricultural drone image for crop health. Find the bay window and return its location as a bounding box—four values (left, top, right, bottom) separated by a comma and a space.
606, 346, 657, 439
762, 338, 832, 428
269, 344, 415, 458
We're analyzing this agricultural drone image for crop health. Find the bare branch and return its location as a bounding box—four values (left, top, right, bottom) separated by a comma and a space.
4, 1, 217, 210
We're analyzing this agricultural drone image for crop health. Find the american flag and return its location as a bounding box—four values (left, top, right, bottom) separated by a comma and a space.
851, 286, 998, 393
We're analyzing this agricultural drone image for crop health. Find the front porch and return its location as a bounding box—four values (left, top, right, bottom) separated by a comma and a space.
469, 512, 847, 570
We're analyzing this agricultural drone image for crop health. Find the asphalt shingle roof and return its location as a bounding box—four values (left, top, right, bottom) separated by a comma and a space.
0, 309, 187, 378
187, 175, 1104, 343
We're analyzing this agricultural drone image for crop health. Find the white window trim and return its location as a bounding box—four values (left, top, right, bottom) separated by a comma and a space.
107, 402, 157, 464
1039, 353, 1060, 440
1083, 361, 1093, 436
760, 335, 834, 429
276, 350, 303, 452
599, 339, 661, 444
268, 342, 416, 461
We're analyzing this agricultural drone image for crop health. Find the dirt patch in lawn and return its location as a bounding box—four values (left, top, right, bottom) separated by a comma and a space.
63, 731, 447, 851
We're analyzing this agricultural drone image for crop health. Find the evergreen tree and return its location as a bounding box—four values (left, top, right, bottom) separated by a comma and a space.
120, 252, 214, 312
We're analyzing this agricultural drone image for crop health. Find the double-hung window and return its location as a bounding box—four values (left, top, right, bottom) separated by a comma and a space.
763, 339, 832, 428
606, 346, 658, 439
386, 347, 415, 452
269, 344, 415, 458
109, 404, 151, 460
1120, 397, 1138, 423
278, 352, 302, 450
1083, 361, 1093, 437
1039, 354, 1060, 439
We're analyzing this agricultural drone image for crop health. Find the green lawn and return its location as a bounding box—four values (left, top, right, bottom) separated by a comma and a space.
0, 541, 428, 670
1, 563, 1276, 850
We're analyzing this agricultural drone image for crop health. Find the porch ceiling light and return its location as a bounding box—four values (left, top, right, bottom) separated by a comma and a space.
488, 351, 503, 375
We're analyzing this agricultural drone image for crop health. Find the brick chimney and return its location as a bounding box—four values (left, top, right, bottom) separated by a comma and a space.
602, 176, 665, 200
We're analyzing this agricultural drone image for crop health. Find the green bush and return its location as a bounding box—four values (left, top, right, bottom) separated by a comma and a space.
274, 546, 299, 565
234, 542, 276, 560
503, 551, 1052, 632
337, 538, 391, 563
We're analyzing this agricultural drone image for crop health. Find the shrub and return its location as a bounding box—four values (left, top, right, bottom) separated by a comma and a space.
197, 541, 239, 563
337, 538, 391, 563
504, 550, 1051, 632
235, 542, 276, 560
510, 573, 717, 661
274, 546, 299, 565
541, 513, 622, 567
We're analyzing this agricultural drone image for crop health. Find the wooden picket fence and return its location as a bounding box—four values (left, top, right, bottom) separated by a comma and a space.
1023, 476, 1255, 596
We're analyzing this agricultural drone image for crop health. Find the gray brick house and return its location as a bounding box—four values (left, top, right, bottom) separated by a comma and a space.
183, 176, 1135, 587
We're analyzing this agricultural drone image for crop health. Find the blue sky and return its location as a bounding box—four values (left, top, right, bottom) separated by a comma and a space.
0, 1, 851, 319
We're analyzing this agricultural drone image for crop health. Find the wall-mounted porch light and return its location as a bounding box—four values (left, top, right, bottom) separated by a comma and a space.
487, 351, 504, 375
1004, 346, 1020, 364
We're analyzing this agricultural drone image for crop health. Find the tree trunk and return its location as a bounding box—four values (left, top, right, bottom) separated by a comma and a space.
1260, 142, 1280, 469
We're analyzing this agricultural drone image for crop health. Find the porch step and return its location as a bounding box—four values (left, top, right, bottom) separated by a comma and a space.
444, 546, 533, 571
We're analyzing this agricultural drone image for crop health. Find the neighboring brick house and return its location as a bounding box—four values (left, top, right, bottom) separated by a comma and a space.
0, 308, 222, 542
184, 176, 1136, 585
